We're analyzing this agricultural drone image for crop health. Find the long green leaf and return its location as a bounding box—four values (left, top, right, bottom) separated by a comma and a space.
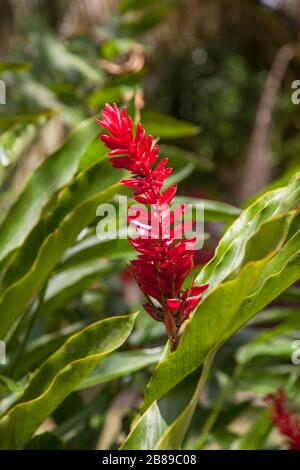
0, 117, 97, 263
12, 323, 84, 379
196, 175, 300, 292
77, 348, 162, 390
140, 177, 299, 410
142, 111, 200, 138
122, 351, 214, 450
142, 229, 300, 410
2, 157, 125, 289
144, 226, 300, 408
236, 307, 300, 366
0, 178, 123, 339
36, 259, 121, 318
0, 116, 49, 185
122, 369, 200, 450
0, 313, 137, 449
173, 196, 242, 223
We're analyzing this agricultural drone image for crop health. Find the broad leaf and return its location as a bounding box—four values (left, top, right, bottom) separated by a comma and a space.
0, 176, 123, 339
77, 348, 162, 390
35, 259, 121, 319
0, 313, 137, 449
121, 368, 205, 450
1, 156, 124, 289
142, 229, 300, 410
159, 144, 214, 172
142, 176, 300, 410
173, 196, 242, 223
0, 117, 97, 264
0, 116, 49, 185
142, 111, 200, 138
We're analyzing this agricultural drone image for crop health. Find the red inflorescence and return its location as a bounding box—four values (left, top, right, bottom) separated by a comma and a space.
97, 103, 209, 349
266, 389, 300, 450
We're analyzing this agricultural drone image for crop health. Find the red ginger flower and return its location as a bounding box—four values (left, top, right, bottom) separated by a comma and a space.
97, 103, 208, 349
266, 389, 300, 450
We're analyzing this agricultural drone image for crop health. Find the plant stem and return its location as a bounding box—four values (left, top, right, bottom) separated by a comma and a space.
195, 362, 243, 449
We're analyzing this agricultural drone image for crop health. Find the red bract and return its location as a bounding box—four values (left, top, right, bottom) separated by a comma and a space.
266, 389, 300, 450
97, 103, 209, 349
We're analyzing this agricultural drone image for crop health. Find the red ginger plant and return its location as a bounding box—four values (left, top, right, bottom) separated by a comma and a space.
97, 103, 208, 350
266, 389, 300, 450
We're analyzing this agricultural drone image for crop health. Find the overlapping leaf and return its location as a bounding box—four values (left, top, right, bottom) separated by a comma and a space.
142, 176, 300, 410
0, 313, 137, 449
0, 162, 124, 339
121, 368, 205, 450
0, 117, 97, 264
77, 348, 162, 390
0, 116, 49, 185
1, 156, 125, 289
142, 111, 200, 138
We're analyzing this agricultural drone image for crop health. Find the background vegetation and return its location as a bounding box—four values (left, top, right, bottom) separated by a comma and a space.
0, 0, 299, 450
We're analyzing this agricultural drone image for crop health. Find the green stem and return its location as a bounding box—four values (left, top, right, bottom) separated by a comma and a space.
195, 362, 243, 449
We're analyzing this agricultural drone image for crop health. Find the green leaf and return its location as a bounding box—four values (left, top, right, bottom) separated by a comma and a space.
88, 85, 134, 110
0, 173, 123, 339
78, 139, 107, 171
141, 260, 265, 411
0, 62, 32, 72
232, 412, 272, 450
250, 306, 294, 326
196, 176, 300, 292
121, 367, 205, 450
77, 348, 162, 390
237, 369, 299, 396
30, 29, 103, 83
236, 307, 300, 365
0, 375, 23, 399
165, 162, 195, 188
34, 259, 120, 319
0, 117, 97, 264
242, 212, 296, 264
60, 234, 133, 270
238, 337, 296, 365
54, 386, 113, 440
1, 156, 124, 289
12, 323, 84, 380
119, 1, 177, 35
0, 313, 137, 449
159, 144, 214, 172
122, 351, 215, 450
228, 229, 300, 335
120, 0, 162, 13
142, 111, 200, 139
0, 117, 49, 185
142, 228, 300, 411
173, 196, 242, 223
244, 166, 300, 208
141, 177, 300, 409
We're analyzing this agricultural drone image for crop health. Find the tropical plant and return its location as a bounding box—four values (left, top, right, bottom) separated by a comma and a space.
0, 0, 300, 452
0, 98, 299, 449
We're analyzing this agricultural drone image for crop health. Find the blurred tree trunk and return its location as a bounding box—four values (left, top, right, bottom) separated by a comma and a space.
59, 0, 118, 38
44, 0, 62, 30
239, 43, 296, 203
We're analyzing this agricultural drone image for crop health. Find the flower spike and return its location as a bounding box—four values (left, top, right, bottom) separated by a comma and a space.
98, 103, 208, 349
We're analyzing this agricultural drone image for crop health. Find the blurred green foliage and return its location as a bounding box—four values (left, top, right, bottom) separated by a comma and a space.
0, 0, 299, 451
